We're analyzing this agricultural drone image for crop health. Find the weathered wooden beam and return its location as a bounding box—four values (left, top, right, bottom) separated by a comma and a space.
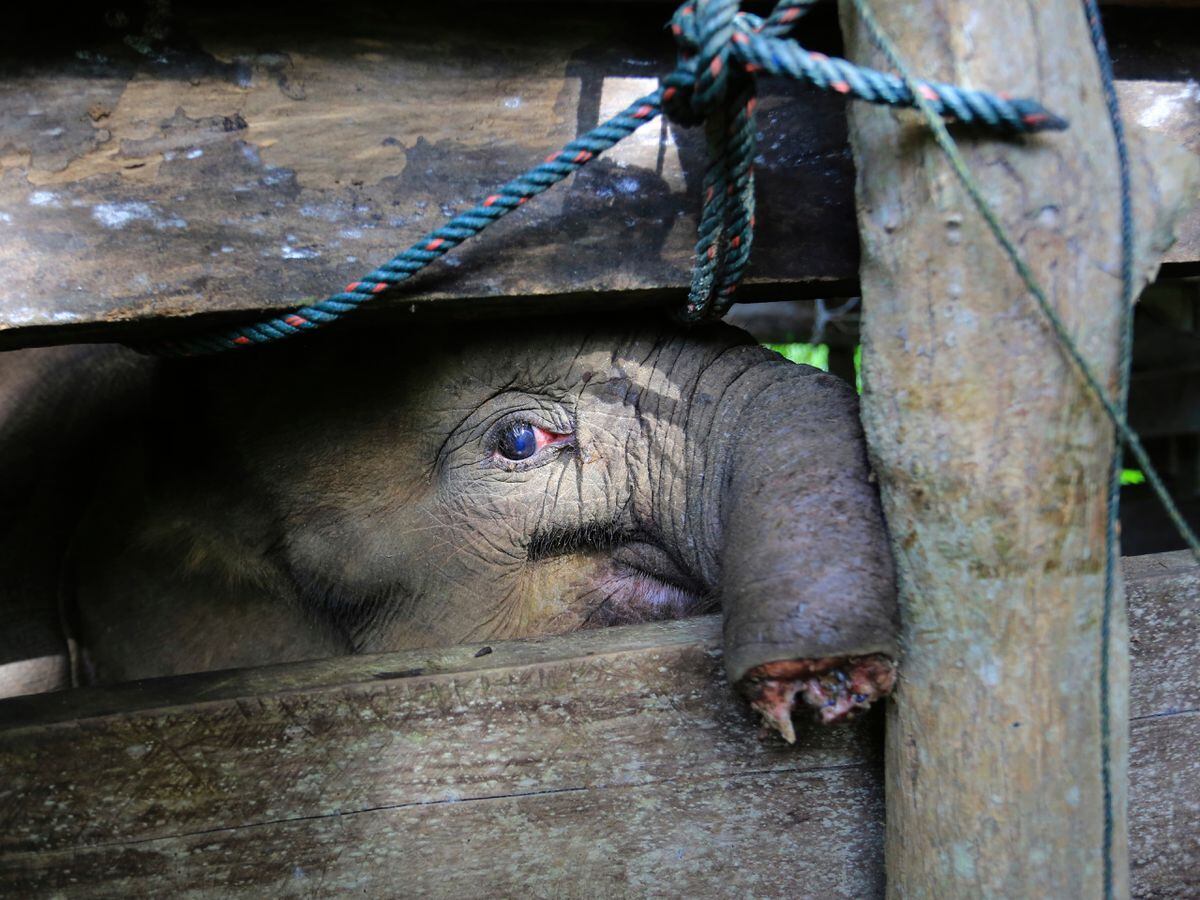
0, 553, 1194, 895
0, 618, 888, 896
0, 5, 1196, 349
0, 5, 858, 349
839, 1, 1199, 896
1120, 81, 1200, 268
1124, 552, 1200, 895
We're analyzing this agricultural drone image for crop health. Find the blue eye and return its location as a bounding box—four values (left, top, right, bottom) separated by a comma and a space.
498, 422, 538, 460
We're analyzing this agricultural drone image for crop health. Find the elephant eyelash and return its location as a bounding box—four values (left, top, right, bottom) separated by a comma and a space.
526, 520, 631, 562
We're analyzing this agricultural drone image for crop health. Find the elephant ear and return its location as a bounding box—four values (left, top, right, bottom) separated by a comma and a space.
717, 364, 899, 741
66, 412, 347, 684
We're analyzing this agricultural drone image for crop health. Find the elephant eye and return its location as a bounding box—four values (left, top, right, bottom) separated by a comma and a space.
491, 420, 574, 465
498, 422, 538, 460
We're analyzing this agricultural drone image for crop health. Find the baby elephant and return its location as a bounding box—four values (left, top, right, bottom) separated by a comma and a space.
0, 315, 896, 740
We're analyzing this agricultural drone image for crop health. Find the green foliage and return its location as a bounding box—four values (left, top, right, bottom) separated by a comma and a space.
1120, 469, 1146, 486
765, 342, 863, 394
765, 342, 830, 371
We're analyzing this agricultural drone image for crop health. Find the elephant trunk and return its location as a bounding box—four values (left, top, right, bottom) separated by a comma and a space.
658, 346, 898, 740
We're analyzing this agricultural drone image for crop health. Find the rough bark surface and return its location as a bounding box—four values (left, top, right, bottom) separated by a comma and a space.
838, 1, 1199, 896
1124, 553, 1200, 897
0, 554, 1195, 896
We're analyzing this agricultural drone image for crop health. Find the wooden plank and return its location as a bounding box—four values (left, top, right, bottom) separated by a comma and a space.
0, 5, 1197, 349
1, 767, 886, 898
0, 616, 716, 730
0, 554, 1194, 895
1119, 80, 1200, 268
1125, 551, 1200, 718
0, 619, 878, 854
1130, 712, 1200, 898
0, 5, 859, 350
0, 616, 887, 895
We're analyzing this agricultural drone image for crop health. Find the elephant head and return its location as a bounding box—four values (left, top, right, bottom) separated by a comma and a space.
30, 315, 896, 739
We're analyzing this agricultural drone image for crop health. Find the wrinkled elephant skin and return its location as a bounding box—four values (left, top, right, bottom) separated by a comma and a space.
0, 317, 897, 739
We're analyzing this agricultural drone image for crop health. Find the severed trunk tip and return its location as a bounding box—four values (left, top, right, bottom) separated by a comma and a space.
748, 677, 803, 744
742, 654, 898, 741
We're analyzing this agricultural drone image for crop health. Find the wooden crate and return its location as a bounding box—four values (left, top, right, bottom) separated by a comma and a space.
2, 4, 1199, 895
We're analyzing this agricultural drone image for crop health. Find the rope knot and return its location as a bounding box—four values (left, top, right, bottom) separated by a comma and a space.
662, 0, 746, 128
662, 0, 801, 319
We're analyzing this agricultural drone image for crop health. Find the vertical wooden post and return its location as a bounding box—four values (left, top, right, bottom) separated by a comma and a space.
836, 1, 1199, 895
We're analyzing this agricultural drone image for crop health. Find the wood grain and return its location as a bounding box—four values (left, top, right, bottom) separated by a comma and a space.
1125, 553, 1199, 900
0, 617, 888, 896
0, 553, 1194, 896
0, 5, 1196, 348
839, 0, 1199, 895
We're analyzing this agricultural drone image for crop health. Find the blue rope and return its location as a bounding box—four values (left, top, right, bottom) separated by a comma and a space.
151, 0, 1065, 356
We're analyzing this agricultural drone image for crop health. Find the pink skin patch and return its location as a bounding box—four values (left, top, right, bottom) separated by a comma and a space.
532, 425, 573, 452
742, 655, 897, 743
492, 424, 574, 466
580, 568, 707, 628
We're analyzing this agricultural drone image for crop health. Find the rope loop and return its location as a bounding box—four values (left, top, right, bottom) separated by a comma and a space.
658, 0, 1070, 320
662, 1, 815, 320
